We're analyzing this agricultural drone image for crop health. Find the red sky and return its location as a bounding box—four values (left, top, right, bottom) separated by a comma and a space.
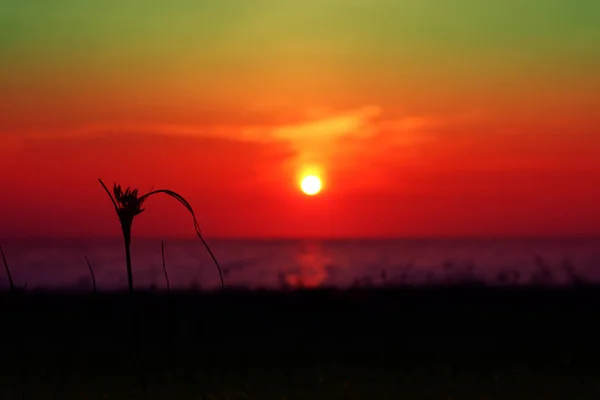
1, 105, 599, 238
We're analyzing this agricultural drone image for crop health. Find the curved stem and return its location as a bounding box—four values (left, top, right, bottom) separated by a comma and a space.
123, 228, 134, 294
98, 178, 119, 214
199, 236, 224, 290
161, 240, 170, 292
0, 246, 15, 292
141, 189, 225, 290
84, 256, 97, 293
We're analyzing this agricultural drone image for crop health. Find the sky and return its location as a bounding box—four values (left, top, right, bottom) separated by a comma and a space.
1, 0, 599, 238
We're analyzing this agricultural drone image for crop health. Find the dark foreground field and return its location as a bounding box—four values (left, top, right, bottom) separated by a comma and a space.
2, 286, 600, 399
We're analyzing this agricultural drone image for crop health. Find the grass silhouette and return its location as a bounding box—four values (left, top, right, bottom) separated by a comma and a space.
0, 245, 27, 292
98, 178, 224, 293
161, 240, 170, 292
1, 286, 600, 398
84, 255, 97, 293
0, 245, 15, 292
0, 232, 597, 398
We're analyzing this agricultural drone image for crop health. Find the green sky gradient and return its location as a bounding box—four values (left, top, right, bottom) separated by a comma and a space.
2, 0, 599, 90
1, 0, 599, 134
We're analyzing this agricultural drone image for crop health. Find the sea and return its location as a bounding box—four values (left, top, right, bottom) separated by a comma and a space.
0, 237, 599, 291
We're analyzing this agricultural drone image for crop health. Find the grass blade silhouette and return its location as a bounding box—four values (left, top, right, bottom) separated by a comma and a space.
98, 179, 224, 291
140, 189, 224, 289
84, 255, 97, 293
161, 240, 170, 292
0, 245, 15, 292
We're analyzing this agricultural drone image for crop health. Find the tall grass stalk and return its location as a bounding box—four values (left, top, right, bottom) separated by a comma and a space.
1, 246, 29, 399
0, 245, 14, 292
161, 240, 170, 292
84, 255, 97, 293
98, 178, 224, 293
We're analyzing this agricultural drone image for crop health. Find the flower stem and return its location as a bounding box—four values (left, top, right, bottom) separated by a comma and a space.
122, 226, 134, 294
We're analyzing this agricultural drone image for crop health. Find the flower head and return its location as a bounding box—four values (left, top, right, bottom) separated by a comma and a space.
99, 180, 148, 231
113, 184, 146, 217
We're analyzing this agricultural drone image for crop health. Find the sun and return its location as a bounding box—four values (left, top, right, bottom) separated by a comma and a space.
300, 175, 322, 196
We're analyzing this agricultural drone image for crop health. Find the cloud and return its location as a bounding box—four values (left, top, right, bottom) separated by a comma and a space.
13, 105, 443, 177
270, 105, 381, 142
244, 105, 439, 169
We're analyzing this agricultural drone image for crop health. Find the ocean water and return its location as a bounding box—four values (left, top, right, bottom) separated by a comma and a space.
0, 237, 599, 291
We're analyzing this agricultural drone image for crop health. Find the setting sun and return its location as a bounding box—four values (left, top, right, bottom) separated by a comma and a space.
300, 175, 322, 196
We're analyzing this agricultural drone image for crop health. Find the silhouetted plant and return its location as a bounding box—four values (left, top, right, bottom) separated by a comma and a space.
0, 245, 15, 292
161, 240, 170, 292
98, 178, 224, 293
84, 255, 97, 293
0, 246, 27, 292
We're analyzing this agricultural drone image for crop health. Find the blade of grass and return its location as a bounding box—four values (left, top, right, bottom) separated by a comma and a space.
98, 178, 119, 214
84, 256, 97, 293
161, 240, 170, 292
141, 189, 224, 289
0, 245, 15, 292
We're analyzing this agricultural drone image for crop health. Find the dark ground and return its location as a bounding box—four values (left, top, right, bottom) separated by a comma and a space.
1, 286, 600, 399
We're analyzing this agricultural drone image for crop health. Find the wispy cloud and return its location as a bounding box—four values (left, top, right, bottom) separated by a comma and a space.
12, 105, 448, 180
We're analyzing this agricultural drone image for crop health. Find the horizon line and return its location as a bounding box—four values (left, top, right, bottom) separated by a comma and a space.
1, 234, 599, 242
